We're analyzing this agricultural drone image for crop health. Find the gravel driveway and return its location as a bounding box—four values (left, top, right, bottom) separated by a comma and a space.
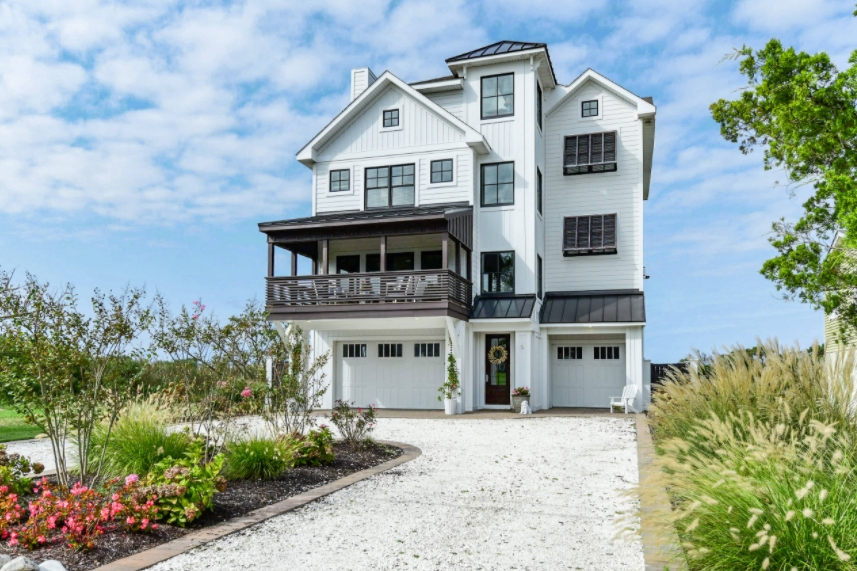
151, 416, 643, 571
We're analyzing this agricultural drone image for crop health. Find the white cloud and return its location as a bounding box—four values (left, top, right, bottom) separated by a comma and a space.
732, 0, 843, 32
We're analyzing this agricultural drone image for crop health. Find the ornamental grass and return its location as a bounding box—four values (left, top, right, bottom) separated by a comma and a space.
644, 342, 857, 570
223, 436, 294, 481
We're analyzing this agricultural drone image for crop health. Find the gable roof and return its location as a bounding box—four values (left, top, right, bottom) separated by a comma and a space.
445, 40, 557, 88
296, 72, 490, 167
547, 69, 657, 199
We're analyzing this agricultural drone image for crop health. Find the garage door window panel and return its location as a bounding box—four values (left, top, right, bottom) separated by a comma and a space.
594, 346, 621, 360
379, 343, 403, 358
415, 343, 441, 357
342, 344, 367, 358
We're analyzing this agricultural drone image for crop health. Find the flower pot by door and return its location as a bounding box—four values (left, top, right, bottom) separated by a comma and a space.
511, 395, 530, 413
444, 398, 458, 415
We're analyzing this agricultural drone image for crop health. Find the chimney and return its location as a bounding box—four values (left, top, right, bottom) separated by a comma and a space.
351, 67, 377, 101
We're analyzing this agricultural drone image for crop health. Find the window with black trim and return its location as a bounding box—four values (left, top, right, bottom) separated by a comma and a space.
536, 168, 543, 215
383, 109, 399, 127
563, 132, 617, 175
481, 73, 514, 119
387, 252, 414, 271
421, 250, 442, 270
414, 343, 441, 357
557, 346, 582, 360
563, 214, 617, 256
365, 164, 415, 208
430, 159, 453, 184
336, 255, 360, 274
481, 162, 514, 206
342, 344, 367, 358
330, 169, 350, 192
594, 346, 620, 360
378, 343, 403, 357
582, 100, 598, 117
481, 251, 514, 293
536, 82, 543, 130
537, 255, 543, 299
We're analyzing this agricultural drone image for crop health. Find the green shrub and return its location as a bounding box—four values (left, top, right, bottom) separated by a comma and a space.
329, 400, 377, 446
144, 441, 226, 527
290, 426, 335, 466
87, 402, 192, 478
223, 436, 293, 480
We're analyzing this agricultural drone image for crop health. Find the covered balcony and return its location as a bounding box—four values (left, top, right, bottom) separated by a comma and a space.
258, 204, 474, 321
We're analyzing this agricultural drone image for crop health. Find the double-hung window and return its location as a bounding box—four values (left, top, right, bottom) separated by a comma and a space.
563, 132, 617, 175
330, 169, 350, 192
563, 214, 617, 256
365, 164, 415, 208
536, 168, 543, 215
537, 255, 543, 299
536, 82, 543, 130
481, 252, 514, 293
383, 109, 399, 127
481, 73, 514, 119
430, 159, 453, 183
481, 162, 514, 206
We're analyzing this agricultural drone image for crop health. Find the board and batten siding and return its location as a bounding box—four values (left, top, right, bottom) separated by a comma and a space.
424, 91, 464, 121
544, 81, 645, 292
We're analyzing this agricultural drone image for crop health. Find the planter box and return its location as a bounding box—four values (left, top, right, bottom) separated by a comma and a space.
444, 398, 459, 415
511, 395, 530, 413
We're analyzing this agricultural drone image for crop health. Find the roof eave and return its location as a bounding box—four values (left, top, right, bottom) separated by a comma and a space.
446, 47, 557, 88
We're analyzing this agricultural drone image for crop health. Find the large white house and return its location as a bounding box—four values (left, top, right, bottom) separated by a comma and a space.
259, 41, 655, 412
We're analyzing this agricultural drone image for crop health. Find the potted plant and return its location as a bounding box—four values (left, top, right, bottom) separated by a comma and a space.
511, 386, 531, 413
437, 338, 461, 415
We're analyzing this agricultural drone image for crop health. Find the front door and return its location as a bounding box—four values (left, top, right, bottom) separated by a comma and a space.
485, 334, 511, 405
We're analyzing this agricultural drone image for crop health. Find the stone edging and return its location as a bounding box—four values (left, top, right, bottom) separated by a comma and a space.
635, 414, 686, 571
91, 440, 421, 571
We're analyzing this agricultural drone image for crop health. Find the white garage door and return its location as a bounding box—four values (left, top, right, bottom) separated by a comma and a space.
336, 340, 445, 409
551, 343, 626, 408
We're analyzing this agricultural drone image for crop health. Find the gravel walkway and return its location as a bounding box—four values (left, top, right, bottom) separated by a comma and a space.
150, 416, 644, 571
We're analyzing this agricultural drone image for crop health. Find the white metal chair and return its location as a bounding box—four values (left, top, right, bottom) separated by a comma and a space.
609, 385, 638, 414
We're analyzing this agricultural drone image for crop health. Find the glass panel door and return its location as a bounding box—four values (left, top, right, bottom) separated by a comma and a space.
485, 334, 511, 405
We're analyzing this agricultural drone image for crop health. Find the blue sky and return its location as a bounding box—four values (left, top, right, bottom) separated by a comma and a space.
1, 0, 855, 361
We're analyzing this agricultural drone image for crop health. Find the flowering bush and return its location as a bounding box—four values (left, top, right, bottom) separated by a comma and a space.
329, 401, 377, 446
0, 445, 44, 496
289, 426, 335, 466
0, 484, 23, 542
144, 451, 226, 527
511, 387, 530, 397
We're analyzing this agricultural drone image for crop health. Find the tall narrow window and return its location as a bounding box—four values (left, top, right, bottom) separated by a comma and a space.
536, 168, 543, 215
537, 255, 543, 299
383, 109, 399, 127
481, 73, 514, 119
330, 169, 350, 192
481, 252, 515, 293
430, 159, 453, 183
365, 164, 415, 208
481, 162, 514, 206
564, 132, 617, 175
536, 82, 543, 130
563, 214, 617, 256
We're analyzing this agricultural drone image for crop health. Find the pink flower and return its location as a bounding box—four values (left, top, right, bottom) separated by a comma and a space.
125, 474, 139, 486
126, 516, 135, 525
9, 537, 18, 546
112, 493, 120, 501
241, 388, 252, 398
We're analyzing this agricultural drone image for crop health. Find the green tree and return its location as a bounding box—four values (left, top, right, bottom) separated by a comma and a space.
710, 19, 857, 340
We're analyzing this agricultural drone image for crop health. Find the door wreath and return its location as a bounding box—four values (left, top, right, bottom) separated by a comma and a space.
487, 344, 508, 365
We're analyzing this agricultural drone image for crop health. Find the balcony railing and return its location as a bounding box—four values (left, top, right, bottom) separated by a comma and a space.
265, 269, 473, 314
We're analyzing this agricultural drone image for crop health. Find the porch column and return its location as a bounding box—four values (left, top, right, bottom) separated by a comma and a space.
267, 243, 275, 277
625, 327, 645, 412
442, 232, 449, 270
380, 235, 387, 272
465, 248, 471, 281
290, 251, 298, 277
455, 240, 461, 275
321, 239, 329, 275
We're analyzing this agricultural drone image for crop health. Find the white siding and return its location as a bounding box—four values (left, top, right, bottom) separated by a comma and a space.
544, 81, 644, 292
424, 91, 464, 120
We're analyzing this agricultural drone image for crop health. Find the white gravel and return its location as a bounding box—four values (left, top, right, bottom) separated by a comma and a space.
151, 416, 644, 571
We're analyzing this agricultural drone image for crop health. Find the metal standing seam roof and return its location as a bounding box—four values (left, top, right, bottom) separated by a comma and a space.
471, 295, 536, 319
445, 41, 557, 85
540, 291, 646, 324
258, 203, 471, 231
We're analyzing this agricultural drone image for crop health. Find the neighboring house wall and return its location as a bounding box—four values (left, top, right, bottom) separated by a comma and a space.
544, 80, 645, 292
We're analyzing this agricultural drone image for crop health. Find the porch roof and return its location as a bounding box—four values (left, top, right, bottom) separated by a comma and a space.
540, 290, 646, 324
471, 294, 537, 319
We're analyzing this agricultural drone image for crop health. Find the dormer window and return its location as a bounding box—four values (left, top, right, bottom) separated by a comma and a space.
481, 73, 514, 119
383, 109, 399, 127
582, 100, 598, 117
330, 169, 350, 192
563, 132, 617, 175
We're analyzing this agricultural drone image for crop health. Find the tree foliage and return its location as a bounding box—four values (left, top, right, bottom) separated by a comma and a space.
710, 32, 857, 340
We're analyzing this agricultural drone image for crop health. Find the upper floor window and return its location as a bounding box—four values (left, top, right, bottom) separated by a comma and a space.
581, 100, 598, 117
536, 168, 543, 215
481, 162, 514, 206
481, 251, 514, 294
336, 255, 360, 274
564, 132, 617, 175
536, 82, 543, 130
430, 159, 453, 184
563, 214, 617, 257
365, 164, 415, 209
537, 255, 543, 299
383, 109, 399, 127
481, 73, 514, 119
330, 169, 350, 192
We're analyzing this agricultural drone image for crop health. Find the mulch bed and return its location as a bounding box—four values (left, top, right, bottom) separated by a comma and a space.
2, 441, 402, 571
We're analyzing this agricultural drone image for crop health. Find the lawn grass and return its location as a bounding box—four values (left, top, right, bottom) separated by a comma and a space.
0, 406, 42, 443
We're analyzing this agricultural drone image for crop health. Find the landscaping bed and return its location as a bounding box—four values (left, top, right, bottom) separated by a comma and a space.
2, 441, 401, 571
